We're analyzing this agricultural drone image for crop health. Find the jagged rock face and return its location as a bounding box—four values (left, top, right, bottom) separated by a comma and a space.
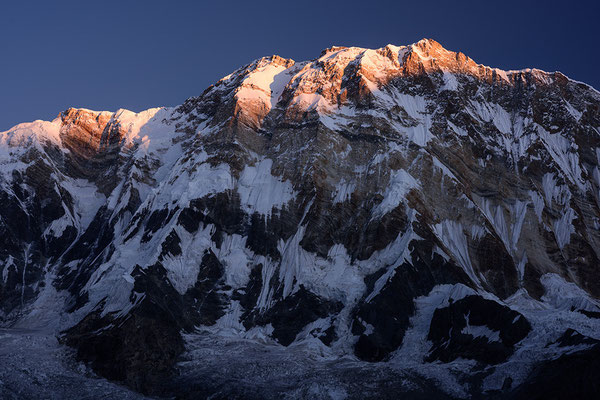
1, 38, 600, 397
59, 108, 115, 156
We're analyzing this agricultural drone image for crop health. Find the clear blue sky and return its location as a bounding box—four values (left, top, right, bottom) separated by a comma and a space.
1, 0, 598, 130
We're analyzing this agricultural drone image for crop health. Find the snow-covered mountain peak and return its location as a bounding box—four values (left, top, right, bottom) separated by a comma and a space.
55, 106, 167, 157
182, 38, 584, 134
0, 107, 170, 155
2, 40, 600, 398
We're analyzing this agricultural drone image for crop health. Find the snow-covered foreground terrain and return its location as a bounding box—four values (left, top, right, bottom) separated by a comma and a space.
0, 326, 448, 399
170, 281, 600, 399
2, 279, 600, 399
169, 333, 454, 400
0, 329, 146, 399
0, 328, 449, 399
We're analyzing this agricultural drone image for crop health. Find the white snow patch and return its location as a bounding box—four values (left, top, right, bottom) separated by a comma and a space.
60, 178, 106, 230
447, 121, 468, 137
432, 156, 458, 181
374, 169, 418, 216
237, 158, 295, 217
462, 313, 500, 342
538, 126, 586, 191
160, 154, 234, 208
161, 224, 215, 294
43, 213, 72, 238
290, 93, 334, 114
214, 234, 253, 289
276, 231, 366, 304
208, 300, 246, 336
363, 228, 415, 303
553, 207, 576, 249
563, 100, 582, 121
441, 72, 459, 91
470, 225, 486, 241
540, 273, 600, 312
1, 256, 15, 284
390, 284, 477, 399
332, 179, 356, 204
235, 62, 296, 111
432, 220, 481, 288
528, 190, 544, 222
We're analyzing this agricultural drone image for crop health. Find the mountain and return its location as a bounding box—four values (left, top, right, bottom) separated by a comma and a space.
1, 38, 600, 399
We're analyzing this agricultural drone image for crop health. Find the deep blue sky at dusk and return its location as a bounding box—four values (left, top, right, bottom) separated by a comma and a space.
1, 0, 598, 131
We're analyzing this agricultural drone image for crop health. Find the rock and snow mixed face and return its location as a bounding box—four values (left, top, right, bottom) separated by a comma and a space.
1, 38, 600, 398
